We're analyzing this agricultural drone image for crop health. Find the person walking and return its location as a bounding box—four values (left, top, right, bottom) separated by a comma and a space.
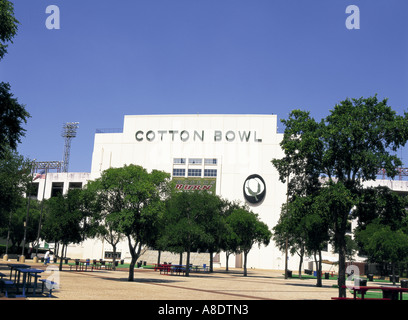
44, 250, 50, 265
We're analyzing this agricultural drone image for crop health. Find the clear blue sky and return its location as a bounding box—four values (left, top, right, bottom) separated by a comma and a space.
0, 0, 407, 172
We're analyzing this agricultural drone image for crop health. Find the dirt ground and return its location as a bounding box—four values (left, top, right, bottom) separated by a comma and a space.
0, 259, 341, 301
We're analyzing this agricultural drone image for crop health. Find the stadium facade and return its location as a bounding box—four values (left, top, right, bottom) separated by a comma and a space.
32, 114, 369, 271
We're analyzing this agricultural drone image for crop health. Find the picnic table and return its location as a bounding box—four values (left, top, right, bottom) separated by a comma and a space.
70, 259, 87, 271
7, 263, 31, 280
170, 265, 186, 275
332, 285, 408, 300
70, 259, 113, 271
158, 264, 209, 276
15, 268, 44, 298
78, 259, 92, 271
1, 265, 44, 298
155, 263, 172, 273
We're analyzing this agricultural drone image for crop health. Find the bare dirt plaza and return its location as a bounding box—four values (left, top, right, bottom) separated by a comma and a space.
0, 259, 339, 301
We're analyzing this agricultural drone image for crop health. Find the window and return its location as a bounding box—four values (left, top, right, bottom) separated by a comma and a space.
188, 169, 202, 177
28, 183, 39, 199
189, 158, 202, 165
173, 168, 186, 177
204, 169, 217, 177
204, 158, 217, 165
173, 158, 186, 164
51, 182, 64, 197
69, 182, 83, 189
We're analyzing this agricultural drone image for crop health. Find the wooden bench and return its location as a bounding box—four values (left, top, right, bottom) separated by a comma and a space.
39, 279, 58, 297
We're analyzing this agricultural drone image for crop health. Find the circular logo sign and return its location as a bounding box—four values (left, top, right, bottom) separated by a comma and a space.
243, 174, 266, 204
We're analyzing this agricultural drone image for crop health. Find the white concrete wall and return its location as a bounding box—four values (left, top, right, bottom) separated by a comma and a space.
87, 114, 289, 269
33, 172, 90, 200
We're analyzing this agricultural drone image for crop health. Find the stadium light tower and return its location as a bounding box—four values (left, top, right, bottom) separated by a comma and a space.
61, 122, 79, 172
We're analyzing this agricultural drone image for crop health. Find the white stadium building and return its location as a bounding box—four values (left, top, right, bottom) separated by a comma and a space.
30, 114, 408, 272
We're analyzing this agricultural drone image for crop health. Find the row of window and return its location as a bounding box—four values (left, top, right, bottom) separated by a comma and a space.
174, 158, 217, 165
173, 168, 217, 177
28, 182, 83, 198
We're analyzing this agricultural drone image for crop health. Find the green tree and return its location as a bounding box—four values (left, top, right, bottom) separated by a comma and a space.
0, 148, 33, 241
354, 186, 408, 232
0, 82, 30, 159
354, 186, 408, 282
194, 192, 225, 273
271, 108, 323, 280
0, 147, 32, 258
226, 208, 272, 277
42, 189, 90, 271
0, 0, 19, 61
272, 96, 408, 297
273, 193, 331, 286
272, 200, 307, 280
92, 165, 171, 281
0, 196, 40, 253
81, 179, 125, 270
161, 190, 217, 277
357, 222, 408, 285
0, 1, 30, 158
219, 200, 243, 272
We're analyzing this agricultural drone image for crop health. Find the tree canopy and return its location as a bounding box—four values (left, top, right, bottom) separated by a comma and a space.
226, 208, 271, 276
0, 0, 19, 61
89, 164, 171, 281
272, 96, 408, 297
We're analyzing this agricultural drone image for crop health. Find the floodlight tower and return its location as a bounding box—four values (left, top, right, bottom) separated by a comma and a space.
61, 122, 79, 172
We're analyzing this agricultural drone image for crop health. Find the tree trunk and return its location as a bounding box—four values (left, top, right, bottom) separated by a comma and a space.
58, 244, 65, 271
185, 250, 191, 277
127, 236, 142, 281
337, 242, 347, 297
243, 251, 248, 276
225, 252, 230, 272
209, 251, 214, 272
314, 252, 322, 287
129, 255, 136, 281
392, 263, 396, 285
298, 253, 303, 280
112, 244, 117, 271
157, 250, 161, 266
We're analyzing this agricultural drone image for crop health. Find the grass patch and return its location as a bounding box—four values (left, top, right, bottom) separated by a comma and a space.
354, 290, 408, 300
287, 274, 338, 280
286, 273, 402, 284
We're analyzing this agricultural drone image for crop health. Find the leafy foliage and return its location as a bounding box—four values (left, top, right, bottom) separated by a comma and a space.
0, 82, 30, 158
272, 96, 408, 296
226, 208, 271, 276
88, 164, 171, 280
0, 0, 19, 61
